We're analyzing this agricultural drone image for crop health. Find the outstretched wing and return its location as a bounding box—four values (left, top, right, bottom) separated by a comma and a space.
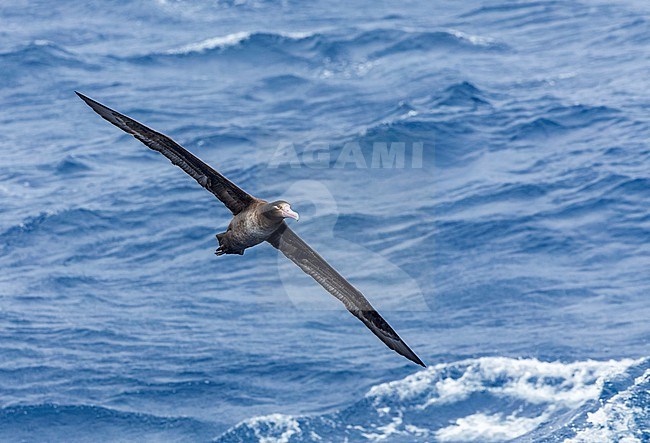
267, 223, 425, 367
76, 92, 257, 215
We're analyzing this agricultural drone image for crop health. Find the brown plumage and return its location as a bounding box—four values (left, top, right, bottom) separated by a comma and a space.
76, 92, 425, 367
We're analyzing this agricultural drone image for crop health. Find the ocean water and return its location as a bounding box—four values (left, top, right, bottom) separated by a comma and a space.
1, 0, 649, 441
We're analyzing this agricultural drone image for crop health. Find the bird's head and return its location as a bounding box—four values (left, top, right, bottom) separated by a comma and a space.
262, 200, 300, 221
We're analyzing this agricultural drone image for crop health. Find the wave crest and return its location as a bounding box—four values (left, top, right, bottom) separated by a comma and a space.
134, 28, 505, 63
216, 357, 647, 442
164, 31, 316, 55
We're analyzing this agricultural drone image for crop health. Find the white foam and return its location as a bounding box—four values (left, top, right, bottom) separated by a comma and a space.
448, 29, 496, 46
367, 357, 637, 410
564, 368, 648, 443
436, 411, 550, 442
165, 32, 252, 54
366, 357, 640, 441
244, 413, 302, 443
360, 413, 404, 441
33, 39, 54, 47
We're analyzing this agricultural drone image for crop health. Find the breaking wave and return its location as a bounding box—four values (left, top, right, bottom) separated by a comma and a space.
217, 357, 649, 442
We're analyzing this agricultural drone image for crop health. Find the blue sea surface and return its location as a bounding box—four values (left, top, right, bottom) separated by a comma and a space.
1, 0, 649, 441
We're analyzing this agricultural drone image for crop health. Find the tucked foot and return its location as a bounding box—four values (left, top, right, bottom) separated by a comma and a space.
215, 245, 244, 256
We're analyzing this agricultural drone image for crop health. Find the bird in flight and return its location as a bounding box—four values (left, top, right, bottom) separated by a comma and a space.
76, 92, 425, 367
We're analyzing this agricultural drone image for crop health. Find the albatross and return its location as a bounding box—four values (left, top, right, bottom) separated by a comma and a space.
76, 92, 425, 367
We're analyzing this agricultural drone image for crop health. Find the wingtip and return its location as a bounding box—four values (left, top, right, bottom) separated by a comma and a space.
75, 91, 93, 105
386, 328, 426, 367
75, 91, 116, 121
388, 333, 426, 367
403, 347, 426, 368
